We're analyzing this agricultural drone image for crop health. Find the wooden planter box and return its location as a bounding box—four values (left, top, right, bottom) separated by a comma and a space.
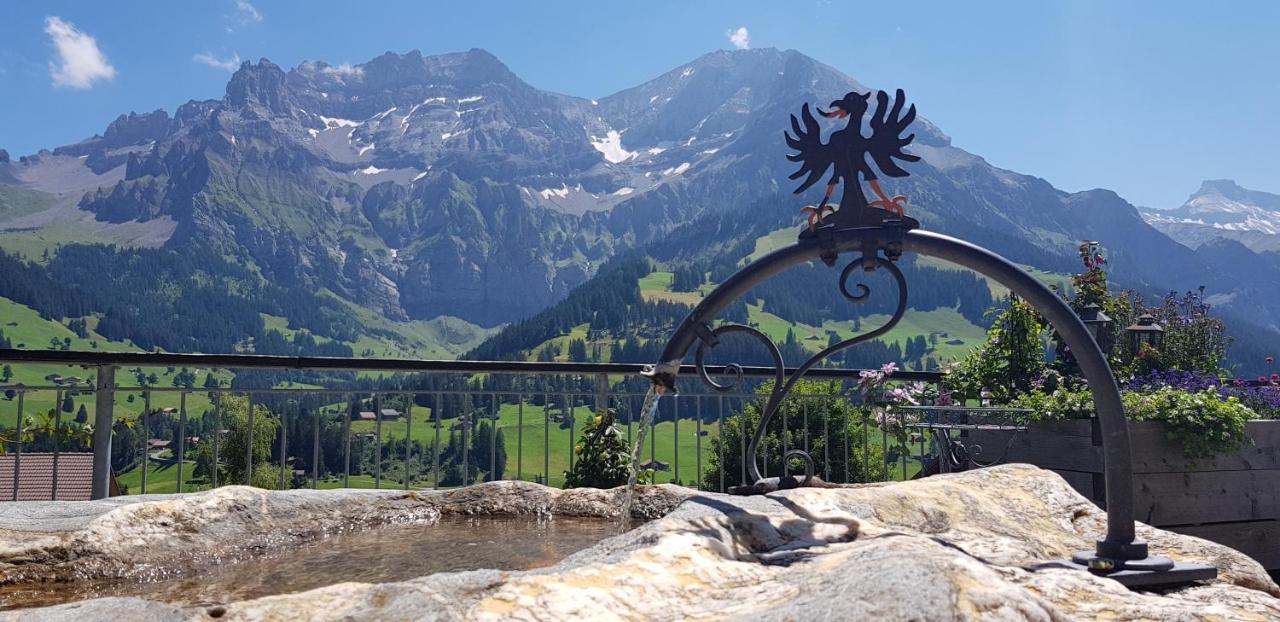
968, 419, 1280, 570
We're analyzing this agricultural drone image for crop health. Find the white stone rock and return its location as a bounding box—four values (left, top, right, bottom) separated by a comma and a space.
4, 466, 1277, 621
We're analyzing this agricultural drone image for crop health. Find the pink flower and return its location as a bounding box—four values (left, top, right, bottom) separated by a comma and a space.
1260, 376, 1268, 383
1267, 356, 1275, 365
879, 362, 898, 375
1272, 374, 1280, 383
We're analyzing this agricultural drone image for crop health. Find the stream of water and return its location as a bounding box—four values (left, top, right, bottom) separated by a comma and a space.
618, 385, 664, 532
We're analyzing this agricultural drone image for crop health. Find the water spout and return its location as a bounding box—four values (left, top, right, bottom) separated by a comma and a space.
617, 382, 666, 531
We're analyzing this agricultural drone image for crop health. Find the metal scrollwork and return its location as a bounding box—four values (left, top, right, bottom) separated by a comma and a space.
692, 250, 909, 489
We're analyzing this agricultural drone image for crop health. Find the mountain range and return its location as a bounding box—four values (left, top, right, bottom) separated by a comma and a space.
2, 47, 1279, 372
1142, 180, 1280, 253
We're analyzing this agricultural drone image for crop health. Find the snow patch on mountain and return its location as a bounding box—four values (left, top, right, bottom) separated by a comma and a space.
589, 130, 635, 163
319, 115, 360, 129
539, 184, 574, 200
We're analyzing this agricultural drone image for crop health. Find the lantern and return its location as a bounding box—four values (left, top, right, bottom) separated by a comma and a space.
1126, 313, 1164, 353
1078, 303, 1113, 352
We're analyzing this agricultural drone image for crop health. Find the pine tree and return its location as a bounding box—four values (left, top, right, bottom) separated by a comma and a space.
567, 338, 588, 362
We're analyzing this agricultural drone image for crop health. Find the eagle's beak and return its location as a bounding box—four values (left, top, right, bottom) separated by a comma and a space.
817, 106, 848, 119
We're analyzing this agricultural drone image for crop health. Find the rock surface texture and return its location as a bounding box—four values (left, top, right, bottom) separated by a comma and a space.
4, 465, 1278, 621
0, 482, 688, 585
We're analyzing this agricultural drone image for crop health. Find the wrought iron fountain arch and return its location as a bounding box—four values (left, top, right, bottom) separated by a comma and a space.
644, 220, 1216, 585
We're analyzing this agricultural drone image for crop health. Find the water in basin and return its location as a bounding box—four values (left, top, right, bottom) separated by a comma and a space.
1, 515, 627, 611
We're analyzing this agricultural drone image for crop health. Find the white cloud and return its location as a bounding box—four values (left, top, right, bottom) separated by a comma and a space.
193, 52, 242, 72
226, 0, 263, 31
727, 26, 750, 50
44, 16, 116, 89
235, 0, 262, 22
321, 63, 363, 78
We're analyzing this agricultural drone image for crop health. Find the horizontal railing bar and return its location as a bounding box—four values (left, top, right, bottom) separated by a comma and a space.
0, 385, 96, 391
0, 349, 945, 383
0, 385, 894, 403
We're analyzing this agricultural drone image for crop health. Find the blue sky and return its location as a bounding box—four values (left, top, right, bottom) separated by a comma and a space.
1, 0, 1276, 208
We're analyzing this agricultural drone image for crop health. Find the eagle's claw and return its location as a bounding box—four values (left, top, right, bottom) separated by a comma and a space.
800, 203, 836, 231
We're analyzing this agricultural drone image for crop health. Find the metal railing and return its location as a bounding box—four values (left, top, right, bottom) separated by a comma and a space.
0, 349, 949, 500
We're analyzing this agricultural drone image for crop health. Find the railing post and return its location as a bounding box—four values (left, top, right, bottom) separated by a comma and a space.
718, 394, 725, 493
516, 397, 523, 481
404, 399, 412, 490
374, 394, 382, 489
312, 406, 320, 489
465, 404, 476, 486
695, 396, 703, 490
566, 393, 575, 473
489, 393, 497, 480
177, 391, 186, 493
343, 394, 351, 488
433, 392, 441, 490
91, 365, 115, 499
141, 390, 150, 494
782, 395, 790, 477
673, 397, 679, 485
823, 398, 830, 481
13, 389, 24, 501
543, 392, 550, 486
280, 404, 288, 490
211, 394, 220, 489
245, 393, 255, 486
52, 389, 62, 500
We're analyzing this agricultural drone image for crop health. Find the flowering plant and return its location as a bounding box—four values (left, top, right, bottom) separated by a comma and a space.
1129, 367, 1280, 419
857, 362, 940, 449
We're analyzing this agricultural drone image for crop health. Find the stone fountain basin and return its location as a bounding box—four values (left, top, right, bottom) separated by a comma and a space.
0, 482, 688, 588
4, 465, 1280, 621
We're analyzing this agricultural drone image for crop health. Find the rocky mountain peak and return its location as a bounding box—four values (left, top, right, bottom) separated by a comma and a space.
226, 59, 293, 114
1187, 179, 1280, 213
102, 110, 175, 147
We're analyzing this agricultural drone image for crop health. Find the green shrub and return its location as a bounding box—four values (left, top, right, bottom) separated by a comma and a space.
564, 409, 632, 489
702, 380, 888, 489
1010, 386, 1254, 458
945, 296, 1048, 402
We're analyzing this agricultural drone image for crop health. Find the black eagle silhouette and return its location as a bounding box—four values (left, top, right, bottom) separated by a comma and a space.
785, 89, 920, 230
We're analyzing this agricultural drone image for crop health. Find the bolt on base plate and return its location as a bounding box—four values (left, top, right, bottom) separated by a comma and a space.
1056, 552, 1218, 588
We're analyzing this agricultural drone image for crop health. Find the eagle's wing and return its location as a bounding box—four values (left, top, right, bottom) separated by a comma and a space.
785, 103, 834, 194
866, 89, 920, 178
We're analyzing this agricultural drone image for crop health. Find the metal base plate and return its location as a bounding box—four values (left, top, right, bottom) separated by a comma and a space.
1057, 553, 1218, 588
728, 475, 827, 496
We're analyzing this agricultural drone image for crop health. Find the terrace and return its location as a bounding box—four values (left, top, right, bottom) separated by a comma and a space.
1, 222, 1277, 619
